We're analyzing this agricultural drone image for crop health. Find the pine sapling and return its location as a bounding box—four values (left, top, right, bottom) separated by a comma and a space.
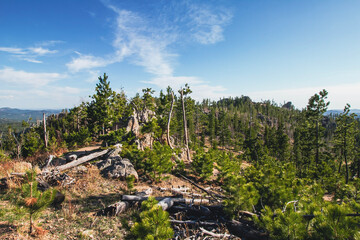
16, 170, 56, 234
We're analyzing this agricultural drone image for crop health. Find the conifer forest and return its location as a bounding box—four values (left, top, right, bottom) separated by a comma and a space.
1, 73, 360, 239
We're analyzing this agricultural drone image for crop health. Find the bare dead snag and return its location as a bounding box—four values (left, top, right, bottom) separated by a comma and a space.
180, 88, 191, 161
167, 91, 175, 149
43, 113, 48, 149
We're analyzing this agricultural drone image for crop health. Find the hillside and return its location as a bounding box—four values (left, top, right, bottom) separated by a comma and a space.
1, 77, 360, 239
0, 108, 61, 122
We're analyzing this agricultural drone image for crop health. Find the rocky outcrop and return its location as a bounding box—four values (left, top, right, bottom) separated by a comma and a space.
97, 156, 138, 181
126, 109, 156, 150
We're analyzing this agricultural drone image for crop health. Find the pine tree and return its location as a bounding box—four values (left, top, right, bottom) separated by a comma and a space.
88, 73, 117, 135
130, 197, 173, 240
334, 104, 358, 183
16, 170, 56, 234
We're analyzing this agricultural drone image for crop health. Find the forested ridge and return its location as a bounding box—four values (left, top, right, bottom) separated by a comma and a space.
1, 73, 360, 239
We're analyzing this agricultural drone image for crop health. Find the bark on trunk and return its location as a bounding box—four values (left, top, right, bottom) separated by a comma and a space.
167, 91, 175, 149
56, 149, 109, 172
180, 89, 191, 161
43, 113, 48, 148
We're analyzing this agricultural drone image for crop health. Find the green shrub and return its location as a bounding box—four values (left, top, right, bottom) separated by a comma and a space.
22, 128, 43, 157
144, 142, 173, 182
130, 197, 173, 240
192, 148, 215, 181
64, 127, 91, 148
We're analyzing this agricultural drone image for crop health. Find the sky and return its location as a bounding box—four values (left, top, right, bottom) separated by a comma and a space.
0, 0, 360, 110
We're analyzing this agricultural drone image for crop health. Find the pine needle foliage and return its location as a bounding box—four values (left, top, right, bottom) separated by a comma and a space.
130, 197, 173, 240
15, 170, 56, 234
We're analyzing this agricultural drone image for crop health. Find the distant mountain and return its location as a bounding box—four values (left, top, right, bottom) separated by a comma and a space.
325, 109, 360, 117
0, 107, 61, 121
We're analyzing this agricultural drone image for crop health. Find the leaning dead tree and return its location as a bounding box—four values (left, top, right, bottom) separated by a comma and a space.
167, 91, 175, 150
180, 88, 191, 161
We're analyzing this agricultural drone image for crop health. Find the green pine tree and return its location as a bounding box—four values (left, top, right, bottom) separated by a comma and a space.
16, 170, 56, 234
130, 197, 173, 240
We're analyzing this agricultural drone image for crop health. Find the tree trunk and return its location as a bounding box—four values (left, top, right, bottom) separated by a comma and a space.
43, 113, 48, 148
344, 127, 348, 184
167, 91, 175, 149
180, 89, 191, 161
56, 149, 109, 172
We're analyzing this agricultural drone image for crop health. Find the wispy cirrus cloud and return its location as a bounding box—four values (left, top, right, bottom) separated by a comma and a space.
188, 4, 232, 44
0, 47, 27, 55
66, 1, 232, 99
0, 67, 65, 87
0, 42, 60, 63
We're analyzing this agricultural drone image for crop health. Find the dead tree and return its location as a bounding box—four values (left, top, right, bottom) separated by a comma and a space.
56, 149, 109, 172
180, 88, 191, 161
167, 91, 175, 149
43, 113, 48, 148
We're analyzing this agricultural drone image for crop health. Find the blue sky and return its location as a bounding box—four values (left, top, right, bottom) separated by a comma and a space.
1, 0, 360, 110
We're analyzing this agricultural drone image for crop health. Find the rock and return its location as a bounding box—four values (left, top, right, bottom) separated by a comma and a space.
107, 144, 122, 157
126, 109, 156, 149
97, 156, 138, 181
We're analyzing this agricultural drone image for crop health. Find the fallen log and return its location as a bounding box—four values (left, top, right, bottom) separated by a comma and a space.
170, 220, 221, 227
56, 149, 109, 172
121, 195, 211, 205
157, 198, 174, 211
199, 227, 233, 238
177, 174, 225, 201
96, 201, 129, 216
226, 219, 268, 240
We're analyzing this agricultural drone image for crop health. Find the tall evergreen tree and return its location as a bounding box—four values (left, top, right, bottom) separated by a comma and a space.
334, 104, 358, 183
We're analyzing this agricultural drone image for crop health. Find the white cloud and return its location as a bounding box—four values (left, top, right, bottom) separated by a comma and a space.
247, 82, 360, 109
28, 47, 57, 55
188, 4, 232, 44
0, 47, 27, 55
66, 53, 114, 72
21, 58, 43, 63
65, 2, 232, 98
0, 67, 65, 87
0, 44, 58, 63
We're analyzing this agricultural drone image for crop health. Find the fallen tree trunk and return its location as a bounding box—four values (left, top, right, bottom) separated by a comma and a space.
97, 201, 129, 216
199, 227, 233, 238
157, 198, 174, 211
170, 220, 221, 227
121, 195, 211, 205
56, 149, 109, 172
177, 174, 225, 201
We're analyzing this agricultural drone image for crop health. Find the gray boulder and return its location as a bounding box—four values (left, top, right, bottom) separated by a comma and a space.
97, 156, 138, 181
